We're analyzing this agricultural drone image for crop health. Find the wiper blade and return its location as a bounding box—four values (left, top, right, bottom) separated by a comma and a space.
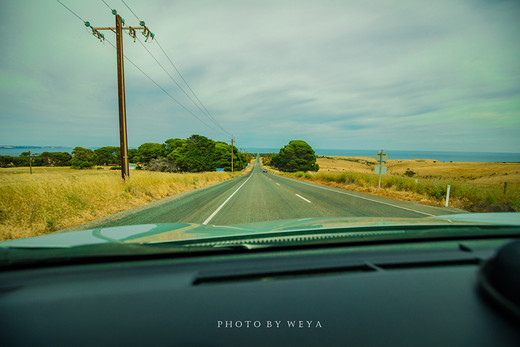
0, 243, 237, 271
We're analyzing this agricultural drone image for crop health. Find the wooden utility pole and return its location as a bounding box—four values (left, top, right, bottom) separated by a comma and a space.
88, 11, 154, 180
231, 138, 234, 173
115, 14, 129, 180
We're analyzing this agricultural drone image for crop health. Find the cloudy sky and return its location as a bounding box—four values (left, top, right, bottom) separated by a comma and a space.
0, 0, 519, 152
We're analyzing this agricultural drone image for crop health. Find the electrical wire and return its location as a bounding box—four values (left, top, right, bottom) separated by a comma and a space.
100, 0, 113, 11
56, 0, 232, 138
104, 38, 217, 132
135, 35, 226, 134
119, 0, 232, 138
121, 0, 140, 21
155, 38, 232, 137
56, 0, 85, 22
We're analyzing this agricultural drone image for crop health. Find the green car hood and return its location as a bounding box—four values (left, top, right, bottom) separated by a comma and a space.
1, 213, 519, 249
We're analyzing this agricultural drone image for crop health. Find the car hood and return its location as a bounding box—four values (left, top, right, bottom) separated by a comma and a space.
1, 213, 519, 249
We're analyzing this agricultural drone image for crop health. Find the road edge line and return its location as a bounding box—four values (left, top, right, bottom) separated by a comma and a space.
276, 174, 435, 217
202, 174, 253, 225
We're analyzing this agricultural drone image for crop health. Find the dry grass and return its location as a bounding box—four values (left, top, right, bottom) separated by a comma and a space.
0, 167, 238, 241
285, 158, 520, 213
318, 156, 520, 184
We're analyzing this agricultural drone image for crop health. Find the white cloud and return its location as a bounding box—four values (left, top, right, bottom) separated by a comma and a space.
0, 0, 518, 151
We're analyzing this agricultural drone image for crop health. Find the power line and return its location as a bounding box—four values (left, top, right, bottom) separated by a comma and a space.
119, 0, 232, 137
104, 38, 217, 132
57, 0, 232, 138
121, 0, 140, 21
135, 35, 229, 136
56, 0, 85, 22
101, 0, 113, 11
135, 36, 201, 113
155, 38, 232, 137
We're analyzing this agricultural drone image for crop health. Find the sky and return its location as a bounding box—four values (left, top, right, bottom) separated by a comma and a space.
0, 0, 519, 152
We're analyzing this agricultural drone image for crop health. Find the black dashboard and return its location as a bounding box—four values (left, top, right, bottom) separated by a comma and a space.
1, 237, 519, 346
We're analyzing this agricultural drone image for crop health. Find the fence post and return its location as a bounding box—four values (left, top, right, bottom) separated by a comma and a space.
504, 182, 508, 194
445, 185, 451, 207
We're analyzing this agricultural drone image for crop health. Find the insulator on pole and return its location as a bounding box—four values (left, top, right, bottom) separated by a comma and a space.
128, 27, 137, 42
140, 21, 145, 27
112, 9, 117, 15
84, 21, 90, 27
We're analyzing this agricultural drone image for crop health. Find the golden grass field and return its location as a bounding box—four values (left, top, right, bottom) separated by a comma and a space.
269, 156, 520, 213
0, 167, 239, 241
317, 156, 520, 184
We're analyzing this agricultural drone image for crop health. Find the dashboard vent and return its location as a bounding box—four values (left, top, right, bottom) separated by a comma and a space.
193, 264, 376, 285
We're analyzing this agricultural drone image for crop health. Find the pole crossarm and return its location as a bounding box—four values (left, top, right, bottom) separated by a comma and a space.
91, 26, 155, 42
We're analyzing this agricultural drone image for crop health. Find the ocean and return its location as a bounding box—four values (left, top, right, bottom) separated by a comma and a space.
246, 148, 520, 163
1, 146, 519, 163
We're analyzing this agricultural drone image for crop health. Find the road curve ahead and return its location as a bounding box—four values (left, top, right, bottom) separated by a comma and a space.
96, 159, 462, 228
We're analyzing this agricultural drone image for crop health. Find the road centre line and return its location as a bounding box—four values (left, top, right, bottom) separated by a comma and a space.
275, 175, 435, 217
296, 194, 312, 203
202, 174, 253, 225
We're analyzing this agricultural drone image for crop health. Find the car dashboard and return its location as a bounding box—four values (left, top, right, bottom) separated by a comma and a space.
1, 236, 519, 346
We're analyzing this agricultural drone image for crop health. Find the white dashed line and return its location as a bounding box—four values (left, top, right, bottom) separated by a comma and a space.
296, 194, 312, 203
277, 175, 434, 216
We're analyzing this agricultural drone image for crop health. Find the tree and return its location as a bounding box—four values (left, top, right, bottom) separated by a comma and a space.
163, 138, 186, 156
70, 147, 96, 169
167, 135, 214, 172
94, 146, 119, 165
214, 141, 233, 171
138, 143, 164, 163
128, 149, 139, 163
40, 152, 72, 166
272, 140, 319, 172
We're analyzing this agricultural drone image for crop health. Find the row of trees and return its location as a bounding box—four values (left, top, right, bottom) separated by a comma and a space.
137, 135, 250, 172
0, 135, 252, 173
0, 151, 73, 168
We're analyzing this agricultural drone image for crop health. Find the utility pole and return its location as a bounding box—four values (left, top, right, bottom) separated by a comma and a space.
115, 14, 129, 180
86, 10, 154, 179
231, 138, 234, 173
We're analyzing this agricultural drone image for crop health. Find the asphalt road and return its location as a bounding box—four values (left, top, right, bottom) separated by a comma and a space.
93, 158, 462, 229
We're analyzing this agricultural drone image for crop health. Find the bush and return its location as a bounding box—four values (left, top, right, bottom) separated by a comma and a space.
404, 168, 416, 177
147, 158, 177, 173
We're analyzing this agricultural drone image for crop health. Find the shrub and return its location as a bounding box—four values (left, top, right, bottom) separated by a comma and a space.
404, 168, 416, 177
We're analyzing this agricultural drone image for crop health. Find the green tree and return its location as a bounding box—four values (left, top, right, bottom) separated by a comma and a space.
39, 152, 72, 166
128, 149, 139, 163
94, 146, 119, 165
50, 152, 72, 166
138, 143, 164, 163
213, 141, 232, 170
163, 138, 186, 156
272, 140, 319, 172
70, 147, 96, 169
167, 135, 216, 172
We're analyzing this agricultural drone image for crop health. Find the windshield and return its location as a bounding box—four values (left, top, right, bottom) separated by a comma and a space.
0, 0, 519, 246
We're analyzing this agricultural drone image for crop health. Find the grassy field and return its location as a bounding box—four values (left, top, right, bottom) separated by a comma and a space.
284, 156, 520, 212
0, 167, 239, 241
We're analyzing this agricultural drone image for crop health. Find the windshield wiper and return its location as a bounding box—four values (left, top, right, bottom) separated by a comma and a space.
0, 243, 244, 271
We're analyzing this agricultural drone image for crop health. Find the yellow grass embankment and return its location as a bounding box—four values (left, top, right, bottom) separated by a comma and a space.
0, 167, 238, 241
280, 157, 520, 212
